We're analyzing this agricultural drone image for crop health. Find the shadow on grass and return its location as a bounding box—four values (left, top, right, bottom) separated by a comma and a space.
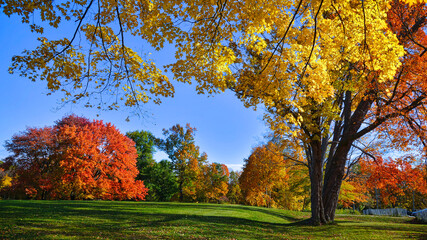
136, 202, 304, 223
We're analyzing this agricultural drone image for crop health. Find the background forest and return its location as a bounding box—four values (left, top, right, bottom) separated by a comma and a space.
1, 115, 426, 213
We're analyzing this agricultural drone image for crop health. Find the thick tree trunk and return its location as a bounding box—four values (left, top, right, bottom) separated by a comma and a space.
309, 131, 356, 224
309, 145, 351, 224
322, 178, 342, 222
306, 89, 375, 225
322, 143, 352, 222
316, 90, 373, 223
310, 166, 325, 225
309, 140, 326, 225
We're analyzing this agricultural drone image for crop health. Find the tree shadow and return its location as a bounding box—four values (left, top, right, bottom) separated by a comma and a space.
138, 202, 303, 223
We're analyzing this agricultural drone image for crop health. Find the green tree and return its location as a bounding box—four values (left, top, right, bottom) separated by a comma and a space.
126, 130, 156, 180
126, 130, 178, 201
143, 160, 179, 201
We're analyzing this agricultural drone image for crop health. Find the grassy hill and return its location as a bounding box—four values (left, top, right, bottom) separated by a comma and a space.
0, 200, 425, 239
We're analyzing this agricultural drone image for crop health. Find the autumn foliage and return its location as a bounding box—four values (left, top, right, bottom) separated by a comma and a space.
239, 142, 310, 210
156, 124, 209, 202
0, 166, 13, 193
338, 177, 369, 209
240, 143, 289, 208
200, 163, 229, 203
1, 115, 148, 200
360, 156, 427, 209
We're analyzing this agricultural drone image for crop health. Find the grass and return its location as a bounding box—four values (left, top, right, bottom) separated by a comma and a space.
0, 200, 425, 239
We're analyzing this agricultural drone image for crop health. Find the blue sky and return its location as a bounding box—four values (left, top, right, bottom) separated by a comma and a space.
0, 14, 267, 171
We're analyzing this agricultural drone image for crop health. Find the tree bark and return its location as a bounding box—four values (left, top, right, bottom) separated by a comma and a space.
309, 165, 325, 225
322, 142, 352, 222
308, 90, 374, 225
309, 140, 354, 224
309, 140, 326, 225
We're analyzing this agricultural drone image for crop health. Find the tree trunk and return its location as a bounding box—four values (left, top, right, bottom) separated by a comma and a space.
307, 88, 375, 225
179, 180, 183, 202
310, 166, 325, 225
309, 136, 354, 224
322, 143, 352, 222
309, 140, 327, 225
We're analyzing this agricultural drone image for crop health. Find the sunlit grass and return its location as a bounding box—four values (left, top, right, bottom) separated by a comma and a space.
0, 200, 425, 239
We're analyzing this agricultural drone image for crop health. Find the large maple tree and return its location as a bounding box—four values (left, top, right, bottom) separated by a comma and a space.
2, 115, 148, 200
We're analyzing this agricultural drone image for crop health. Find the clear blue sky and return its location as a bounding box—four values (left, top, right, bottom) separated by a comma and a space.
0, 14, 267, 171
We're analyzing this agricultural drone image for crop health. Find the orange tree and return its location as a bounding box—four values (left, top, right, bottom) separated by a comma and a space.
240, 141, 310, 210
240, 142, 289, 208
1, 115, 148, 200
199, 163, 229, 203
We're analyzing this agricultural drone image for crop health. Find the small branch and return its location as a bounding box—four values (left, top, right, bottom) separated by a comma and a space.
48, 0, 95, 61
258, 0, 304, 75
351, 144, 376, 161
115, 1, 141, 109
299, 0, 324, 81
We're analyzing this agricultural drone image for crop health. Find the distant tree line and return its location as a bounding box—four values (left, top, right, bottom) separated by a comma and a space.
1, 115, 426, 212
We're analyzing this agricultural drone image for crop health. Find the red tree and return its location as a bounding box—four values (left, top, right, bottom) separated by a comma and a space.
360, 155, 427, 208
2, 115, 148, 200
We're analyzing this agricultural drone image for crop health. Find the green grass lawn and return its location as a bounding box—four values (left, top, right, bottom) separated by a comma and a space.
0, 200, 425, 239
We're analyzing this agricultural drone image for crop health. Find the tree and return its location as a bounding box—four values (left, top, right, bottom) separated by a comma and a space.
156, 123, 207, 201
142, 160, 179, 201
240, 142, 289, 208
240, 141, 310, 210
126, 130, 178, 201
2, 115, 148, 200
280, 163, 311, 211
200, 162, 229, 203
227, 170, 243, 204
271, 136, 311, 210
3, 0, 427, 224
0, 161, 13, 194
126, 130, 156, 180
338, 177, 369, 210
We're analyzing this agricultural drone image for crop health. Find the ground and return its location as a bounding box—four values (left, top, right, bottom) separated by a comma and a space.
0, 200, 425, 239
